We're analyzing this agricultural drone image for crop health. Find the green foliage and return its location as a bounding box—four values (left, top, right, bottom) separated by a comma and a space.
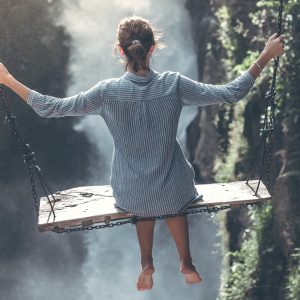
213, 5, 256, 182
215, 0, 300, 299
219, 203, 273, 300
215, 6, 236, 70
211, 0, 300, 299
286, 248, 300, 300
232, 50, 259, 75
214, 100, 248, 182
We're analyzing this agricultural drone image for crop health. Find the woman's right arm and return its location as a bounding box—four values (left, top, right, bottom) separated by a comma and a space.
0, 65, 30, 101
179, 33, 285, 106
0, 64, 104, 117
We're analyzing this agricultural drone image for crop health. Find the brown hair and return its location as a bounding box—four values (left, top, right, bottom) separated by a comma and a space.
115, 16, 164, 72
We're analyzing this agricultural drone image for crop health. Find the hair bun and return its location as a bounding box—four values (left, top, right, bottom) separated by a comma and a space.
116, 16, 164, 72
132, 40, 142, 45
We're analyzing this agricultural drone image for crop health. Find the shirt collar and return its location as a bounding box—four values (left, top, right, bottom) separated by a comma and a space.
123, 69, 158, 83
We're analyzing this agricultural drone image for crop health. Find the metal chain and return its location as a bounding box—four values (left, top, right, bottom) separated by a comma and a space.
246, 0, 285, 195
30, 173, 40, 216
0, 84, 56, 218
52, 202, 263, 234
264, 0, 285, 191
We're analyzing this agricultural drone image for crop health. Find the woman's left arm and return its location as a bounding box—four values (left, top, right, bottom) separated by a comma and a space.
248, 33, 285, 80
179, 33, 285, 107
0, 63, 103, 118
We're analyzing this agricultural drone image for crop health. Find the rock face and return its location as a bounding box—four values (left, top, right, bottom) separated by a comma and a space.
185, 0, 225, 183
185, 0, 300, 299
0, 1, 99, 299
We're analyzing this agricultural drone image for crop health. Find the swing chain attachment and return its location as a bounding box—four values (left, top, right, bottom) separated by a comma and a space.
0, 84, 56, 218
23, 143, 41, 172
246, 0, 285, 195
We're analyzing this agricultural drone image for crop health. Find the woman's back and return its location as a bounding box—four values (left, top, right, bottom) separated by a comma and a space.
101, 69, 180, 153
100, 69, 200, 217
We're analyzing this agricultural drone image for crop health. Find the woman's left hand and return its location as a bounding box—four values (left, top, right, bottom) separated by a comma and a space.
262, 34, 285, 60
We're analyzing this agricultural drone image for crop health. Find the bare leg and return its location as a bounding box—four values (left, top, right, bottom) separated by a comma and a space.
135, 220, 156, 291
165, 216, 202, 284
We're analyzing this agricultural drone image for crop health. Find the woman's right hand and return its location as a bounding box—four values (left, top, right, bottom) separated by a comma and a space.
263, 33, 285, 60
0, 63, 11, 85
0, 63, 30, 102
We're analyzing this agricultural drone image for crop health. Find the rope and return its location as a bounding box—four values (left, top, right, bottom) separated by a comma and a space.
246, 0, 285, 195
0, 85, 56, 218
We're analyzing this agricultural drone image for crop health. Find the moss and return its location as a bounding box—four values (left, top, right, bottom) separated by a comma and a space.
213, 4, 263, 183
218, 203, 273, 300
214, 101, 248, 182
215, 6, 236, 71
286, 248, 300, 300
212, 0, 300, 298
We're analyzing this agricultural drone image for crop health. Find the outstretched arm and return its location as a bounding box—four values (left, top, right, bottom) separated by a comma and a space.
248, 33, 285, 80
179, 33, 285, 106
0, 70, 30, 102
0, 66, 104, 117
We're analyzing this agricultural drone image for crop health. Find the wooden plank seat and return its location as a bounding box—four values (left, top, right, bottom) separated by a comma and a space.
38, 180, 271, 232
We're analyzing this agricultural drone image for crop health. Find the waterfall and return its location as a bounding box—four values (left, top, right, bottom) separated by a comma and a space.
57, 0, 222, 298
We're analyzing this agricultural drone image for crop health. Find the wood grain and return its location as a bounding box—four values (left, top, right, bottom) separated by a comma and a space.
38, 180, 271, 232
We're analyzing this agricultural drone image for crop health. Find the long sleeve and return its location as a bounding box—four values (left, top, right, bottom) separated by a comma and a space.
26, 81, 104, 118
178, 70, 255, 106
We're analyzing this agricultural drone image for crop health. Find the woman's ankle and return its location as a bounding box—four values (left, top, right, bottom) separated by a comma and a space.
180, 256, 193, 265
180, 258, 196, 271
141, 257, 154, 269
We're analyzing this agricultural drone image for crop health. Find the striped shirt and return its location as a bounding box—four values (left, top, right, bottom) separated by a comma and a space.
26, 69, 255, 217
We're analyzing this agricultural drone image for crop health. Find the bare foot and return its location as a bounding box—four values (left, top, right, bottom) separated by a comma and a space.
137, 265, 155, 291
180, 261, 202, 284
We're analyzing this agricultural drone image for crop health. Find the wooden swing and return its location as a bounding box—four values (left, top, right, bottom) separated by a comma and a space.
0, 0, 284, 234
38, 180, 270, 233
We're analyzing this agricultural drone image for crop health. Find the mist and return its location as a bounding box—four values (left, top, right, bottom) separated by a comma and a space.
55, 0, 222, 299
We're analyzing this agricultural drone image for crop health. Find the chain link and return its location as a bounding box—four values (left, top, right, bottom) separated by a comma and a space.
246, 0, 285, 195
0, 84, 56, 218
30, 173, 40, 216
52, 202, 262, 234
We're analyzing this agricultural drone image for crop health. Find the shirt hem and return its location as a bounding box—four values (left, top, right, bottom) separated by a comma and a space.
114, 192, 203, 218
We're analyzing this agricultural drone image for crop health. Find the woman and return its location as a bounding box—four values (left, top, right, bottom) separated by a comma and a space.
0, 16, 284, 291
